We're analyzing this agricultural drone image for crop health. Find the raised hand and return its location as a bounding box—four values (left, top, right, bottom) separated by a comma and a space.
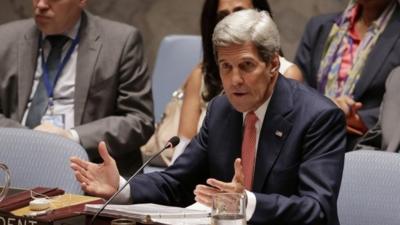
193, 158, 245, 206
70, 141, 120, 199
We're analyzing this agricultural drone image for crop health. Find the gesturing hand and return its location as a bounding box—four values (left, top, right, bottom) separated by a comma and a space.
193, 158, 245, 207
70, 141, 120, 199
332, 96, 367, 135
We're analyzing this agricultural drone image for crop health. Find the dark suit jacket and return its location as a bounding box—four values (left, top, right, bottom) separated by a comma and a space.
294, 4, 400, 130
131, 76, 346, 225
356, 66, 400, 152
0, 12, 154, 177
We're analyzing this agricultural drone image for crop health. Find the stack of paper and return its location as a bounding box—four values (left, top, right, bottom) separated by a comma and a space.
85, 203, 210, 224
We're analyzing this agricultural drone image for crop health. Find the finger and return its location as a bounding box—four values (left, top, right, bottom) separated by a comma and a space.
70, 162, 82, 172
233, 158, 244, 184
333, 98, 350, 115
207, 178, 234, 192
195, 194, 213, 207
194, 184, 221, 196
74, 164, 93, 181
80, 182, 89, 193
346, 126, 363, 136
354, 102, 362, 109
98, 141, 113, 165
195, 196, 212, 207
70, 157, 90, 171
351, 102, 363, 114
75, 171, 90, 185
342, 96, 355, 106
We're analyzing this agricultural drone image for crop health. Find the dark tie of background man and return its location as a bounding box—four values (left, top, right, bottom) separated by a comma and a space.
26, 35, 69, 128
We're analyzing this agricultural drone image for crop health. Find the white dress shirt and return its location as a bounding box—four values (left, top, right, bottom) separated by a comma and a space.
22, 19, 81, 142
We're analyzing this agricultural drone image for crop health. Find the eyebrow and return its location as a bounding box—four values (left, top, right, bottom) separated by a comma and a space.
217, 7, 246, 19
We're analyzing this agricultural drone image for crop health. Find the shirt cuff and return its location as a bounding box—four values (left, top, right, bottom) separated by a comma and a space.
245, 190, 256, 221
110, 176, 133, 204
170, 136, 190, 164
69, 129, 80, 143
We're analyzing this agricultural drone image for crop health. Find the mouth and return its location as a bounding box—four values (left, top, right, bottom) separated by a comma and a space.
232, 91, 247, 97
35, 15, 50, 22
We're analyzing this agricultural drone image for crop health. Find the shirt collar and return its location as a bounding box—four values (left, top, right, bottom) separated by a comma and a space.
242, 94, 271, 126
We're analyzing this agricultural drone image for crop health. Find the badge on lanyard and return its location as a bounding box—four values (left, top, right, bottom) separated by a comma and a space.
40, 97, 66, 128
38, 32, 80, 129
41, 114, 66, 129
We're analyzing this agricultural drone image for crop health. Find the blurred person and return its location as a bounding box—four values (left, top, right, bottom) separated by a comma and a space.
0, 0, 154, 177
295, 0, 400, 149
356, 66, 400, 152
71, 9, 345, 225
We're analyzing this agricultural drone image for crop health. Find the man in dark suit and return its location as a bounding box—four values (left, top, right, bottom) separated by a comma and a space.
356, 66, 400, 152
0, 0, 154, 177
294, 0, 400, 149
71, 9, 345, 225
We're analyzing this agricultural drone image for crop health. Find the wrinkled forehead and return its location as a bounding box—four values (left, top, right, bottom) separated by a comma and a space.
217, 42, 263, 62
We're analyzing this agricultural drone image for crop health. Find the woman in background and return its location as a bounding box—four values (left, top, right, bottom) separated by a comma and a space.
294, 0, 400, 149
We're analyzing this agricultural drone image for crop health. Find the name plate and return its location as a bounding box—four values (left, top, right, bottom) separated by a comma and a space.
0, 211, 85, 225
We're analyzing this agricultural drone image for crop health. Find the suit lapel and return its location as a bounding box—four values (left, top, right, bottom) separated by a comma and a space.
74, 12, 102, 125
253, 76, 293, 192
17, 26, 39, 121
354, 6, 400, 99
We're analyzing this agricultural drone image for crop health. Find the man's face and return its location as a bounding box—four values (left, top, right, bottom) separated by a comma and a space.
32, 0, 86, 35
217, 42, 279, 112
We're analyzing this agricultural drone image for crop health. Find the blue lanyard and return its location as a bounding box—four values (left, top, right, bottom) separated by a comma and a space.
39, 32, 80, 103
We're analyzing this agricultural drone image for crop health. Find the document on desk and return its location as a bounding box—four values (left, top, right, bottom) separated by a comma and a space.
85, 203, 210, 224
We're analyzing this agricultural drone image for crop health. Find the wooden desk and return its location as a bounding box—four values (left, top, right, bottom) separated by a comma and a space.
0, 188, 166, 225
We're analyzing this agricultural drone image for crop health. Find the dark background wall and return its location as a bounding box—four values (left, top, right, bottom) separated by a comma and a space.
0, 0, 348, 70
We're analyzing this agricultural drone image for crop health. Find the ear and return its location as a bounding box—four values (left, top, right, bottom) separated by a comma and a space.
270, 53, 280, 74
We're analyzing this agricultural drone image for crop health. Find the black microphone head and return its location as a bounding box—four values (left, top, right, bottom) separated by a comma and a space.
168, 136, 180, 148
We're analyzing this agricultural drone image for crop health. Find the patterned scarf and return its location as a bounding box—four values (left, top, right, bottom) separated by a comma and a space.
317, 0, 396, 98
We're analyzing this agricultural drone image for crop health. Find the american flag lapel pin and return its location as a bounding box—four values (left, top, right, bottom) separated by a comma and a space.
275, 130, 283, 138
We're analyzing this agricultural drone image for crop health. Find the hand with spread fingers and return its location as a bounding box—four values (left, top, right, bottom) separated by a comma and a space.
194, 158, 245, 207
70, 141, 119, 199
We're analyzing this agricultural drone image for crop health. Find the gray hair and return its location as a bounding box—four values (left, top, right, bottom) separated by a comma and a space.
212, 9, 280, 63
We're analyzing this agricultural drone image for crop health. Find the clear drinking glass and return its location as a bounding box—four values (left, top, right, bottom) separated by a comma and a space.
111, 218, 136, 225
211, 193, 246, 225
0, 162, 11, 203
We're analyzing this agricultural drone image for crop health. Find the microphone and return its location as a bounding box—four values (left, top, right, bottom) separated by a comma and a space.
89, 136, 180, 225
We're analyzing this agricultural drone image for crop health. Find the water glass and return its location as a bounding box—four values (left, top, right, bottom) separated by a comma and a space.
211, 193, 246, 225
0, 162, 11, 203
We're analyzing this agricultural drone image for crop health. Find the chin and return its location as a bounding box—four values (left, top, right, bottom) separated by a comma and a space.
231, 103, 251, 113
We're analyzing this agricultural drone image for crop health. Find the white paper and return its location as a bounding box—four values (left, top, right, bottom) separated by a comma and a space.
85, 203, 210, 222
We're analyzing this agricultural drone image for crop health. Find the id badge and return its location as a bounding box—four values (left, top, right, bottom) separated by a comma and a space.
41, 114, 65, 129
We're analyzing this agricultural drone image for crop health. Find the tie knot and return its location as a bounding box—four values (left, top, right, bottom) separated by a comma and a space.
245, 111, 258, 127
46, 35, 69, 49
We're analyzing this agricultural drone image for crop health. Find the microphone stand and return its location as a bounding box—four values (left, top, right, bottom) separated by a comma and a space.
89, 136, 180, 225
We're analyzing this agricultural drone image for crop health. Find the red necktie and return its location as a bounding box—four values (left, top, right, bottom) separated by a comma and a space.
241, 112, 258, 190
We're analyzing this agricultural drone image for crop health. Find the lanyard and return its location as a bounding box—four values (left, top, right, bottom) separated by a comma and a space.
39, 32, 80, 105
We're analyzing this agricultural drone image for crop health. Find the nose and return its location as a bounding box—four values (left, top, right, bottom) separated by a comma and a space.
231, 69, 244, 86
35, 0, 50, 10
